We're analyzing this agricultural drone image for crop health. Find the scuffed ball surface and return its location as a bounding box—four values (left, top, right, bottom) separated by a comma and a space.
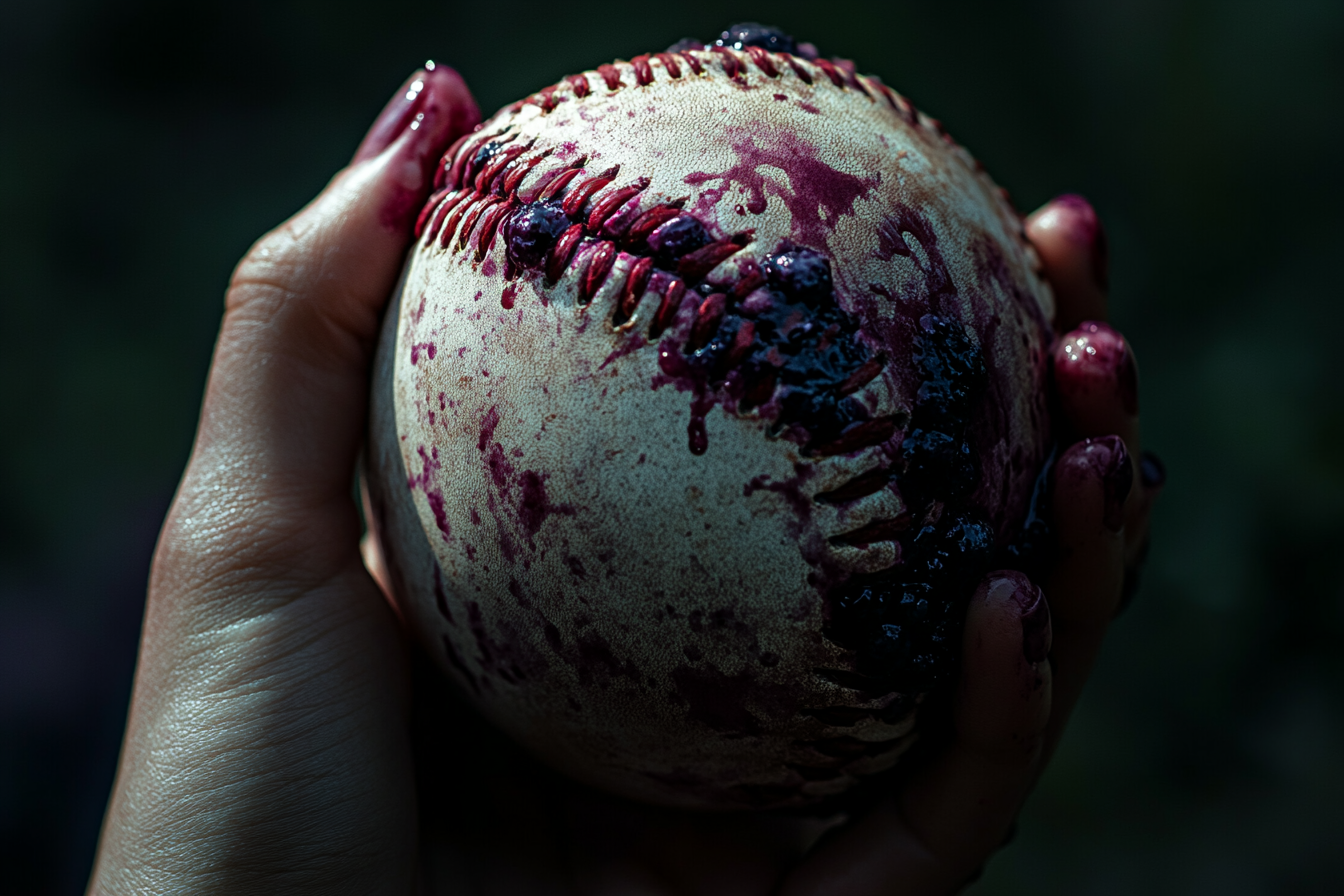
367, 32, 1053, 809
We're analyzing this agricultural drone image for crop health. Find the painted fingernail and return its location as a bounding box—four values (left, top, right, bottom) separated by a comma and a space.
1047, 194, 1109, 291
991, 571, 1051, 663
1054, 321, 1139, 416
356, 67, 434, 164
355, 62, 480, 168
1059, 435, 1132, 532
1140, 450, 1166, 488
365, 63, 480, 231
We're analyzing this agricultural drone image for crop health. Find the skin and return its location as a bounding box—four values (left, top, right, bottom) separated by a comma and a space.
88, 65, 1161, 896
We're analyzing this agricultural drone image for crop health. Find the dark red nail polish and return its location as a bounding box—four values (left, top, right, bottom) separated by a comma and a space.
1050, 194, 1108, 291
1054, 321, 1139, 416
370, 63, 481, 232
355, 67, 433, 164
1140, 450, 1166, 489
1059, 435, 1132, 531
992, 571, 1051, 664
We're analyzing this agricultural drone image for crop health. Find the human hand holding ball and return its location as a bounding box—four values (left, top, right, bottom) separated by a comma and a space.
91, 25, 1162, 896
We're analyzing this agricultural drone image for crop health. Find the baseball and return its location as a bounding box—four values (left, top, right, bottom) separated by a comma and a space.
366, 24, 1054, 810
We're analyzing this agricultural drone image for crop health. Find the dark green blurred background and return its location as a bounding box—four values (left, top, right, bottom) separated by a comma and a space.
2, 1, 1341, 893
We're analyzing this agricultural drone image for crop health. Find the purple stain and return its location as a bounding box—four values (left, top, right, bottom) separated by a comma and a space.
684, 128, 878, 247
501, 283, 518, 310
425, 490, 452, 540
478, 406, 500, 451
411, 342, 437, 365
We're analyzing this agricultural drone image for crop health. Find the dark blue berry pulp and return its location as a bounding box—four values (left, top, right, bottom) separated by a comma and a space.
824, 316, 1000, 693
504, 202, 570, 268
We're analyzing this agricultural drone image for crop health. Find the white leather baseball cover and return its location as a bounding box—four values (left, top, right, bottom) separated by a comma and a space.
367, 44, 1053, 810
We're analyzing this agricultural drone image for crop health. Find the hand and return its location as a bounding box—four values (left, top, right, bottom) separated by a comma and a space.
87, 64, 479, 895
89, 59, 1162, 895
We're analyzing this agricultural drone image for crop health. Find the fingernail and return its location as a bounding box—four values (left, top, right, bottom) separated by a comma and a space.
1140, 450, 1166, 488
1054, 321, 1139, 416
355, 67, 434, 164
991, 571, 1051, 664
1059, 435, 1133, 532
1046, 194, 1109, 291
355, 62, 480, 169
365, 63, 480, 232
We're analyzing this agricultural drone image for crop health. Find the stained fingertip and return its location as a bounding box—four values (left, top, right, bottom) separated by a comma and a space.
1027, 194, 1109, 289
1057, 436, 1132, 533
1054, 322, 1139, 420
1025, 194, 1109, 330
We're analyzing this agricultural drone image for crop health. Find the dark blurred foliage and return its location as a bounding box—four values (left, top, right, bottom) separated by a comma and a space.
1, 1, 1342, 893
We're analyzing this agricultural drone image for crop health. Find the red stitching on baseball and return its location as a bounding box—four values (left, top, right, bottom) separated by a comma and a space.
476, 143, 529, 194
745, 46, 779, 78
837, 356, 887, 396
500, 148, 552, 196
438, 193, 476, 248
435, 132, 474, 191
546, 223, 585, 284
815, 469, 895, 505
676, 234, 749, 284
631, 55, 654, 86
579, 241, 617, 303
730, 261, 767, 298
710, 46, 744, 79
656, 52, 682, 79
614, 255, 654, 325
811, 417, 900, 457
785, 54, 813, 84
586, 178, 650, 233
623, 205, 683, 251
687, 292, 726, 351
537, 166, 584, 203
812, 58, 846, 89
457, 195, 501, 250
474, 200, 513, 262
414, 187, 450, 239
597, 63, 624, 91
423, 191, 461, 245
561, 173, 616, 218
565, 74, 591, 98
724, 319, 756, 368
535, 85, 561, 113
678, 51, 704, 76
648, 278, 687, 338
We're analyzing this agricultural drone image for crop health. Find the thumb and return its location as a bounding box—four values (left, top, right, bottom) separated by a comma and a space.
173, 64, 479, 582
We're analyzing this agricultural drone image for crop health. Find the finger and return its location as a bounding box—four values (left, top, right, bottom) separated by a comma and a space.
1041, 436, 1129, 755
179, 65, 478, 562
1053, 322, 1156, 570
1025, 194, 1109, 332
783, 572, 1052, 896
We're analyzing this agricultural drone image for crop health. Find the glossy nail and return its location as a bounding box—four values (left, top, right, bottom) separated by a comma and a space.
1140, 449, 1166, 489
1054, 321, 1139, 417
1039, 194, 1109, 291
363, 63, 480, 231
355, 66, 433, 164
1058, 435, 1133, 532
988, 571, 1051, 664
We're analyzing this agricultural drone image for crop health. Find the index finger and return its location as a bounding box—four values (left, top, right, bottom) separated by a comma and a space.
1025, 194, 1109, 332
